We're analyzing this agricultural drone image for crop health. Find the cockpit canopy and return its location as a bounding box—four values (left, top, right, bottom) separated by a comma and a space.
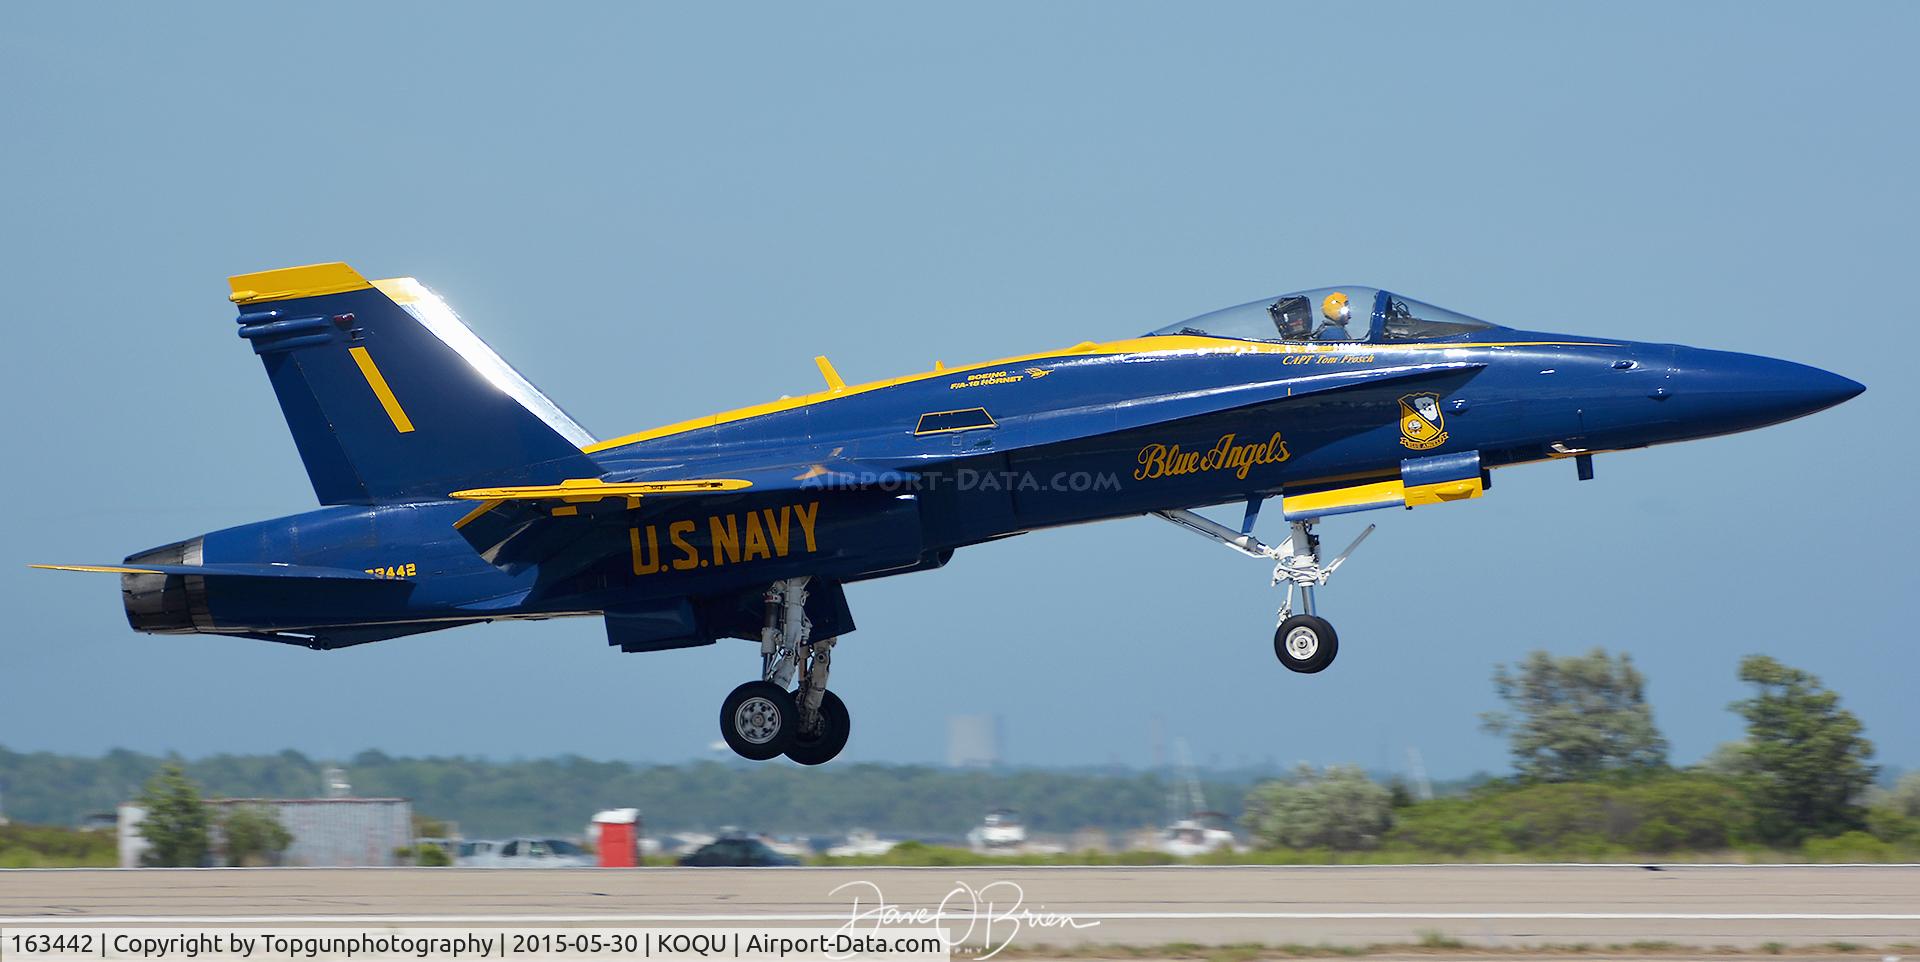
1146, 286, 1500, 344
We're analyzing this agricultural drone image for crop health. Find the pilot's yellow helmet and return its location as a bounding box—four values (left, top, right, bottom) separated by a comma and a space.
1322, 292, 1351, 324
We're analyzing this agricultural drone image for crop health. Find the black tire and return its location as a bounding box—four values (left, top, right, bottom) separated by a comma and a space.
720, 681, 799, 761
784, 689, 851, 766
1274, 614, 1339, 673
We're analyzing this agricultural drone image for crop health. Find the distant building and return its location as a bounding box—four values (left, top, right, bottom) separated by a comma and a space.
947, 714, 1002, 768
118, 797, 413, 867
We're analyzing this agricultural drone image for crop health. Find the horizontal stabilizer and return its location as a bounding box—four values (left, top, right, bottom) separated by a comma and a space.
36, 552, 417, 640
452, 456, 915, 574
31, 562, 394, 581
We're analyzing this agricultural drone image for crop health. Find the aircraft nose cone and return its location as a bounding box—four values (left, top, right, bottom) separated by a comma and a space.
1671, 348, 1864, 432
1806, 367, 1867, 407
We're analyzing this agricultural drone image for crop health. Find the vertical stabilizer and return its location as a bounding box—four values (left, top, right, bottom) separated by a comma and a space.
228, 263, 599, 505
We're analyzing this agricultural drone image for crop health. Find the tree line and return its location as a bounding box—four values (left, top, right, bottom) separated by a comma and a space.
1243, 652, 1917, 858
0, 748, 1255, 839
3, 650, 1911, 860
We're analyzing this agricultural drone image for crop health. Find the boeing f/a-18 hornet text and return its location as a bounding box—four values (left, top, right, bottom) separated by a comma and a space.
38, 264, 1863, 764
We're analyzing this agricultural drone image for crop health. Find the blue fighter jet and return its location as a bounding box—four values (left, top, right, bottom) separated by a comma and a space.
37, 264, 1863, 764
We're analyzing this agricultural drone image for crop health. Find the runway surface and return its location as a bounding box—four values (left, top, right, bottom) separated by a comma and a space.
3, 865, 1917, 951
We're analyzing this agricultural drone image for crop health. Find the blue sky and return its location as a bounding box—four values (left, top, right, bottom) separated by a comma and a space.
2, 2, 1912, 776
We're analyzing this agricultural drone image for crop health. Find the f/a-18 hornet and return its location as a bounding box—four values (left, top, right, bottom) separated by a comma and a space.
38, 264, 1863, 764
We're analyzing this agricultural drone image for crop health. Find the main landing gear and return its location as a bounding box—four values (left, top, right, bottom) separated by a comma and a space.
1153, 508, 1373, 675
719, 576, 852, 765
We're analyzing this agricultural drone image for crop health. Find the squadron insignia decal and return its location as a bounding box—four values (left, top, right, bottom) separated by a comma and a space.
1398, 392, 1449, 450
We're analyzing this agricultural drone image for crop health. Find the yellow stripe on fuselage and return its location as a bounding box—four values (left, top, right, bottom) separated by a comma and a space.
583, 336, 1614, 453
348, 346, 417, 434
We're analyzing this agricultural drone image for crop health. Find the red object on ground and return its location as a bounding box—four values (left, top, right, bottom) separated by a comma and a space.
591, 808, 642, 867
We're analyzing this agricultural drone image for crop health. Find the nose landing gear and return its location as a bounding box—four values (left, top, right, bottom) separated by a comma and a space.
1154, 508, 1371, 674
718, 576, 852, 764
1275, 614, 1337, 673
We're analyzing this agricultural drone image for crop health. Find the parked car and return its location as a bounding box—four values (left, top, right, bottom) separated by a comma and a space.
456, 839, 497, 864
457, 837, 592, 868
967, 809, 1026, 851
677, 836, 799, 867
826, 829, 900, 858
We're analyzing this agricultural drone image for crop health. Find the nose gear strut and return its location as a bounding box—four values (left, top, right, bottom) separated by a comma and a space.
1152, 507, 1373, 674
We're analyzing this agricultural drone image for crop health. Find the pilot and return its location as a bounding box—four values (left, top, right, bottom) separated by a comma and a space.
1318, 292, 1354, 340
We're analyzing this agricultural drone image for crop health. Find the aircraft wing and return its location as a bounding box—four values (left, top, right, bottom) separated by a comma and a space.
449, 477, 752, 504
447, 458, 913, 507
450, 456, 914, 574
